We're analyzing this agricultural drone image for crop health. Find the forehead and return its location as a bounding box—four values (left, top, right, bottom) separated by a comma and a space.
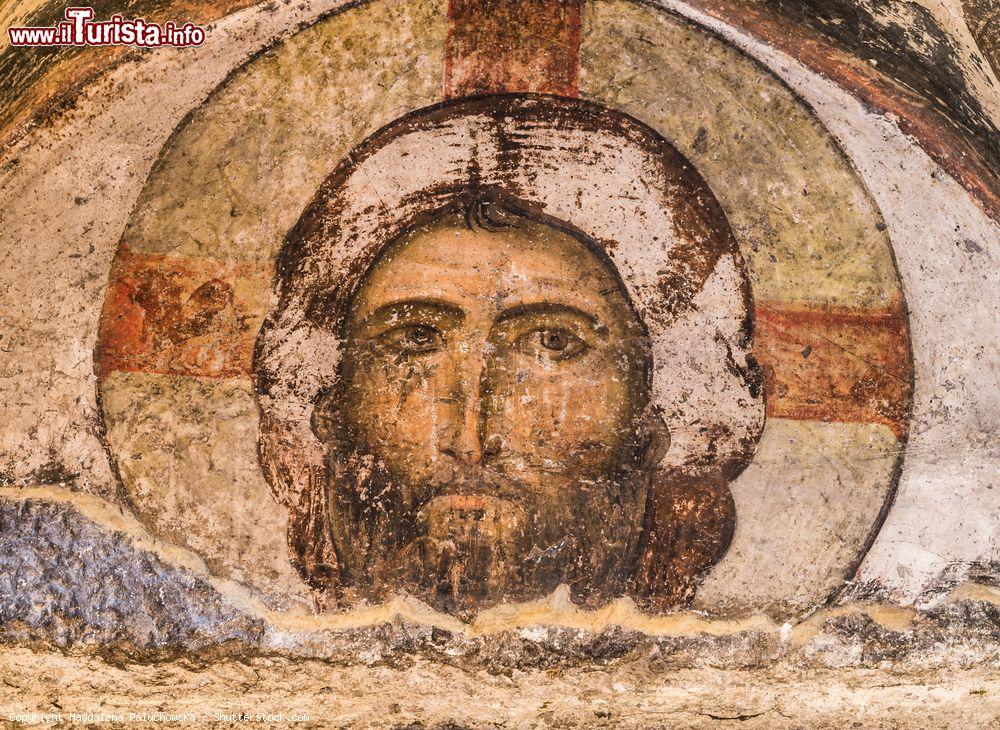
350, 214, 629, 319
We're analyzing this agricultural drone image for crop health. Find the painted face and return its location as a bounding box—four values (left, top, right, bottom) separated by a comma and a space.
314, 209, 656, 616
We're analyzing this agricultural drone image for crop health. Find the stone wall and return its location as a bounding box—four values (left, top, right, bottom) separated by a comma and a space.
0, 0, 997, 725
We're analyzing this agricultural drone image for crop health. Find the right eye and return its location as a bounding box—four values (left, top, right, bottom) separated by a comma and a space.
380, 324, 444, 356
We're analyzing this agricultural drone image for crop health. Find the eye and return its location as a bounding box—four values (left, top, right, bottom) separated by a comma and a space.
516, 328, 589, 361
540, 330, 569, 351
381, 324, 444, 355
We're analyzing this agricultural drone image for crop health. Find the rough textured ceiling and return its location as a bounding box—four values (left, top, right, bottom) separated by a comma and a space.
761, 0, 998, 177
1, 0, 997, 218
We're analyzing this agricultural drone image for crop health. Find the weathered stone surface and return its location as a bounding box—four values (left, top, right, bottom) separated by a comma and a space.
756, 0, 1000, 170
0, 496, 265, 653
0, 648, 996, 727
1, 489, 996, 676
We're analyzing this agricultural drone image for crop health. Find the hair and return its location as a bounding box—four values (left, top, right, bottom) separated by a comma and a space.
462, 198, 519, 232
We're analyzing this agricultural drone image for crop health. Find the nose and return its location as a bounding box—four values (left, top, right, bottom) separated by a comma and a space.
440, 336, 489, 464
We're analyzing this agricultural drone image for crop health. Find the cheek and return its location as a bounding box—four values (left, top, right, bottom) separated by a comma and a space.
346, 350, 456, 472
487, 347, 642, 471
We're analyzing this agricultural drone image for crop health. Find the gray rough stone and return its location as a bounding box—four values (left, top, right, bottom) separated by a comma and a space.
0, 497, 265, 652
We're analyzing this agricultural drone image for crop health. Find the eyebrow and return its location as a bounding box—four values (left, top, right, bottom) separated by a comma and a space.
496, 301, 601, 327
364, 298, 466, 325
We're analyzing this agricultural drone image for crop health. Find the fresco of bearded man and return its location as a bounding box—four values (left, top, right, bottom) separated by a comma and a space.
253, 95, 765, 618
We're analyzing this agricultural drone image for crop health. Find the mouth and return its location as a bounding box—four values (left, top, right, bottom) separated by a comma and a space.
416, 490, 529, 542
424, 493, 503, 513
419, 491, 522, 520
421, 459, 529, 505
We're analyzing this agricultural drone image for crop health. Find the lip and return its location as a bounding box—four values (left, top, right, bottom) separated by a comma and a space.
424, 464, 529, 503
425, 493, 502, 512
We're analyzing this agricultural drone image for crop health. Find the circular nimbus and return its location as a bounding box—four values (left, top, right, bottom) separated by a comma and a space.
95, 0, 910, 618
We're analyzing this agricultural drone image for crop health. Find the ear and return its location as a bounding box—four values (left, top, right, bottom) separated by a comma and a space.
310, 387, 340, 445
637, 405, 671, 472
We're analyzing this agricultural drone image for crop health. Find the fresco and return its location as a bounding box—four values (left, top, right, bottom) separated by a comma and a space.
92, 0, 913, 619
3, 0, 999, 722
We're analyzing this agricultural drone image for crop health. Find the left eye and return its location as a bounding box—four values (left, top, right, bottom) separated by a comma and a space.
516, 328, 589, 360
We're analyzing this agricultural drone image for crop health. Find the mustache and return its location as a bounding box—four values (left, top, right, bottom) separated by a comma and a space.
421, 456, 532, 506
324, 448, 538, 535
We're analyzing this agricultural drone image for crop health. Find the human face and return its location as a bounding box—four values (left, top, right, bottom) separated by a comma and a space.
319, 211, 653, 614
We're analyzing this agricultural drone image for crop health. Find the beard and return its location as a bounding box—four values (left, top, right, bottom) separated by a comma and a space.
322, 445, 650, 618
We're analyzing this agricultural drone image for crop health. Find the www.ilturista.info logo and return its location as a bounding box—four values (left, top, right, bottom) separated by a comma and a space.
8, 7, 205, 47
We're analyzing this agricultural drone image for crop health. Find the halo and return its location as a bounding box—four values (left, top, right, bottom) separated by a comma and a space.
96, 0, 910, 618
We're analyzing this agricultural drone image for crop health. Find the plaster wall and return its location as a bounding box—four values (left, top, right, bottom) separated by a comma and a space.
0, 1, 997, 724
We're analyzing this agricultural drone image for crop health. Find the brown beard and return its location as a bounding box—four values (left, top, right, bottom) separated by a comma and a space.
321, 447, 650, 618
